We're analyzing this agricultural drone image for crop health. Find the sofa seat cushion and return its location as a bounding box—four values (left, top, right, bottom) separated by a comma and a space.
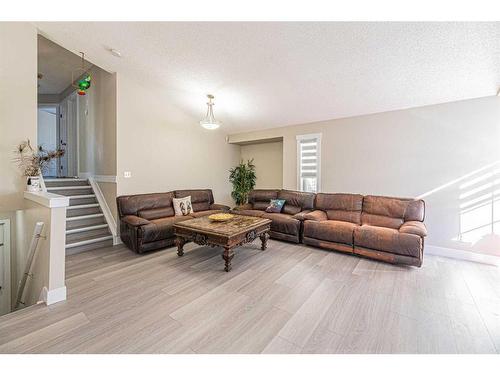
354, 225, 422, 258
262, 212, 300, 236
191, 209, 222, 218
140, 215, 193, 243
235, 209, 266, 218
304, 220, 357, 245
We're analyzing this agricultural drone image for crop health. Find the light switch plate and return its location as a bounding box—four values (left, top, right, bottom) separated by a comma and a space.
124, 171, 132, 178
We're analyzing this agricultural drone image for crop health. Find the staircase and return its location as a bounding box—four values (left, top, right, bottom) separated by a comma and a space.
44, 178, 113, 254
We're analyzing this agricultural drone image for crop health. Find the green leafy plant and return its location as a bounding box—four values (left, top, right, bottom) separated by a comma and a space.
229, 159, 257, 205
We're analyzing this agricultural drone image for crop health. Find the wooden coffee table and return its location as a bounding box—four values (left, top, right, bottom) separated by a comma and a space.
173, 214, 271, 272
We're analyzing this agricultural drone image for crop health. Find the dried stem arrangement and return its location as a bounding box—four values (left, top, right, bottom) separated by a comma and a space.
13, 139, 65, 177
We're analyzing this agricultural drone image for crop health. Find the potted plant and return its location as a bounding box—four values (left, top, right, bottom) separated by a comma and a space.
229, 159, 256, 206
13, 139, 65, 192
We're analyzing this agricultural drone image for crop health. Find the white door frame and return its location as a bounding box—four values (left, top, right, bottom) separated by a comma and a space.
0, 219, 11, 315
37, 103, 60, 177
59, 92, 79, 177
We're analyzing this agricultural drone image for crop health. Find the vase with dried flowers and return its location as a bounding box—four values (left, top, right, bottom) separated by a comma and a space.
13, 139, 65, 192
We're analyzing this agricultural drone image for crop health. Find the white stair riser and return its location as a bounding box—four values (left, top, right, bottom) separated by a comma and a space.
66, 206, 102, 218
66, 239, 113, 255
66, 228, 111, 242
67, 203, 100, 210
66, 213, 104, 222
65, 235, 113, 249
66, 216, 107, 229
66, 223, 109, 234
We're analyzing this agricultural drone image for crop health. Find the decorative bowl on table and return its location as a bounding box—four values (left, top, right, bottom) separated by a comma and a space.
208, 213, 235, 222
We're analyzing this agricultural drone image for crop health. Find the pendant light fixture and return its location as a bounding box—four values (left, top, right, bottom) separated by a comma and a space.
199, 94, 221, 130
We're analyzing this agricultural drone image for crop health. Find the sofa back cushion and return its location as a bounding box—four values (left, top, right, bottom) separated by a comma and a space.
361, 195, 425, 229
315, 193, 363, 224
138, 207, 175, 220
249, 190, 279, 211
117, 192, 175, 218
278, 190, 315, 215
174, 189, 214, 212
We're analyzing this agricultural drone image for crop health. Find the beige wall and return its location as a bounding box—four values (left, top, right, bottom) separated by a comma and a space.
240, 141, 283, 189
75, 67, 117, 216
229, 96, 500, 254
98, 181, 117, 221
0, 23, 37, 211
77, 67, 117, 176
116, 74, 240, 206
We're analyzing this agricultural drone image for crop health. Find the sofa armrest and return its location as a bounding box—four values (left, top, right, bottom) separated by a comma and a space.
122, 215, 150, 227
232, 203, 253, 211
210, 203, 230, 211
303, 210, 328, 222
293, 209, 313, 221
400, 221, 427, 237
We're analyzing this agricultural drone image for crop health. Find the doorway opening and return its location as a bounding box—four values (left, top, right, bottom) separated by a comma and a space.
37, 35, 88, 178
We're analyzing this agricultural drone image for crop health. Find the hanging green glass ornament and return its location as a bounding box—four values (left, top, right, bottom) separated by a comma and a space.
77, 74, 91, 95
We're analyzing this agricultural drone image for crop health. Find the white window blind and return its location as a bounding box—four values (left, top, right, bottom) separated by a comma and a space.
297, 134, 321, 193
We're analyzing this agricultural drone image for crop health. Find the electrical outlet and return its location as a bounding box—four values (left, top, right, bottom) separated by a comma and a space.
124, 171, 132, 178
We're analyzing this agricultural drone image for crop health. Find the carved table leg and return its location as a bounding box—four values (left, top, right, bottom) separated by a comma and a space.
175, 236, 185, 257
260, 232, 270, 251
222, 247, 235, 272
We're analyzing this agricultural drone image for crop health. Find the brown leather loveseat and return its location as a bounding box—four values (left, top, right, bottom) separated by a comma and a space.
116, 189, 229, 253
303, 193, 426, 266
232, 189, 315, 243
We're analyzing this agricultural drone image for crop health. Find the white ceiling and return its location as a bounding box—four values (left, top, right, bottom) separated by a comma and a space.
35, 22, 500, 132
37, 35, 93, 95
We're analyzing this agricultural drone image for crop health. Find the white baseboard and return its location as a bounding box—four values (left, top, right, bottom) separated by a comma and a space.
40, 286, 67, 305
426, 245, 500, 266
94, 175, 117, 183
78, 173, 116, 183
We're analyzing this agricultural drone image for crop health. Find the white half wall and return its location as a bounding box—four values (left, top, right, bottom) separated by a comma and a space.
229, 96, 500, 256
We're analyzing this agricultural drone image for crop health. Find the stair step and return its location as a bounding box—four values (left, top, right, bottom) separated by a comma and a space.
66, 215, 107, 229
67, 203, 100, 210
47, 186, 92, 191
66, 223, 108, 234
45, 179, 90, 188
45, 178, 86, 181
65, 234, 113, 249
50, 188, 95, 197
68, 194, 96, 199
68, 195, 98, 206
66, 213, 104, 222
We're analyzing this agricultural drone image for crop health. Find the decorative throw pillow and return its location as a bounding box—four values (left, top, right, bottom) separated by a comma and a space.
265, 199, 286, 213
173, 196, 194, 216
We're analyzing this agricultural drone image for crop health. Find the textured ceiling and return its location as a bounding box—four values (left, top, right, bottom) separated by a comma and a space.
35, 22, 500, 131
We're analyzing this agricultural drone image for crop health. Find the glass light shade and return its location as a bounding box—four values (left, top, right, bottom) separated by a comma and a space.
199, 120, 221, 130
199, 94, 221, 130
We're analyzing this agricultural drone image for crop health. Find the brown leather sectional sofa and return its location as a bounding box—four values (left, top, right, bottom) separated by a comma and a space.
234, 189, 426, 266
117, 188, 426, 267
116, 189, 229, 253
232, 189, 315, 243
302, 193, 426, 266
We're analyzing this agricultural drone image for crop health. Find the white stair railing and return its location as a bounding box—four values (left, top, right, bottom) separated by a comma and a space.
15, 222, 44, 309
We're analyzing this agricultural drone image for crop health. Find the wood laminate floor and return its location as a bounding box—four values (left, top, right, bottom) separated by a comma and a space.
1, 240, 499, 354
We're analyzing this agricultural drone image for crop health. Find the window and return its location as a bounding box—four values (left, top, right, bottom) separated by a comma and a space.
297, 133, 321, 193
